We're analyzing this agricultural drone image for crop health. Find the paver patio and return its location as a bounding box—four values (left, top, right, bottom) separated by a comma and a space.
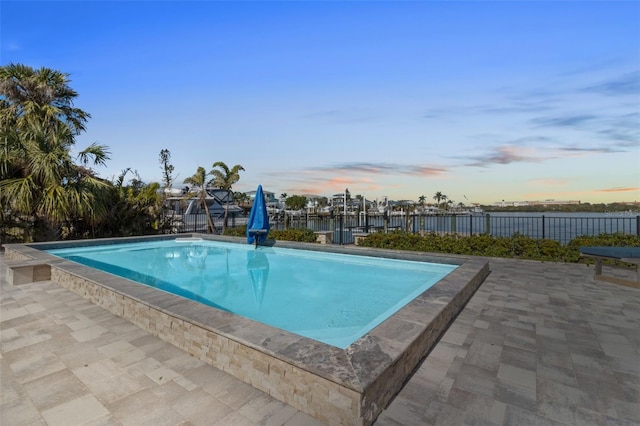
1, 254, 638, 425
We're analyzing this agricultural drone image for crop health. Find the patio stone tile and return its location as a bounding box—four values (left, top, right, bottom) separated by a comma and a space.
503, 404, 566, 426
111, 348, 147, 367
70, 324, 109, 342
499, 345, 537, 371
494, 378, 537, 412
9, 350, 66, 384
56, 340, 109, 369
3, 252, 639, 426
0, 377, 24, 405
464, 340, 503, 372
213, 410, 260, 426
536, 363, 578, 387
41, 393, 109, 426
497, 363, 536, 390
172, 388, 235, 419
434, 403, 466, 426
146, 365, 180, 385
85, 371, 152, 404
282, 411, 327, 425
452, 363, 497, 398
98, 340, 138, 357
0, 397, 43, 426
106, 388, 186, 426
213, 379, 268, 410
22, 368, 89, 411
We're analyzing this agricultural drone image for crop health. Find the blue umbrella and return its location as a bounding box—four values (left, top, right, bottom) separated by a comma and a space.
247, 184, 270, 246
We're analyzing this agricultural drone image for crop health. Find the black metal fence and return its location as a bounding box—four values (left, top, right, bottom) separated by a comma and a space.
269, 213, 640, 245
170, 211, 640, 245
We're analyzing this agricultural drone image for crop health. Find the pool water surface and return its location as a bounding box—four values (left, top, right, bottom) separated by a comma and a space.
48, 239, 456, 348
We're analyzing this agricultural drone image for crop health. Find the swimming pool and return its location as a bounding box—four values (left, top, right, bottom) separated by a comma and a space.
5, 234, 489, 425
47, 239, 456, 348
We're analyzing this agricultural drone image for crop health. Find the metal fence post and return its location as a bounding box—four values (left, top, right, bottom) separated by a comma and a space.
542, 215, 545, 240
485, 214, 490, 235
451, 215, 456, 234
469, 214, 473, 236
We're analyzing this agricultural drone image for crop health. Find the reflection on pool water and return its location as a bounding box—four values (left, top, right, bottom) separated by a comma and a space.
48, 239, 456, 348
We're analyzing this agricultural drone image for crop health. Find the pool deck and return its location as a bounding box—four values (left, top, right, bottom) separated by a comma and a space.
2, 254, 639, 426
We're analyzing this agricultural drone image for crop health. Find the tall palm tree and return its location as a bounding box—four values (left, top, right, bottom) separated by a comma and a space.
0, 63, 111, 241
209, 161, 244, 230
184, 166, 215, 233
433, 192, 443, 209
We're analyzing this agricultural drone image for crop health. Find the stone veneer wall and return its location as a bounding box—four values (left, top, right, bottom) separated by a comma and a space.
4, 250, 32, 262
49, 266, 365, 425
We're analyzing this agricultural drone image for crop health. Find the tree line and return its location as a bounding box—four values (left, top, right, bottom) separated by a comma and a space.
0, 64, 247, 243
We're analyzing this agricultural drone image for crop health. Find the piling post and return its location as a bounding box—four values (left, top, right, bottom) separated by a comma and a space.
485, 214, 491, 235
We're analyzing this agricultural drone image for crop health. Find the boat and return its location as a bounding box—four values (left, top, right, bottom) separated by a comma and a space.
163, 188, 248, 232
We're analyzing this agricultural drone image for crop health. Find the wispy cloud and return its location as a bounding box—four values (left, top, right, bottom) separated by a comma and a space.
532, 114, 598, 128
309, 162, 448, 177
558, 146, 622, 154
581, 71, 640, 96
595, 186, 640, 193
466, 145, 550, 167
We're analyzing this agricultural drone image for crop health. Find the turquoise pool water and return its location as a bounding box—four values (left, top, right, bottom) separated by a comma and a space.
48, 239, 456, 348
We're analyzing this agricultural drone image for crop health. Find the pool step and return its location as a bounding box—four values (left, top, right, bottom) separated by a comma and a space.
5, 260, 51, 285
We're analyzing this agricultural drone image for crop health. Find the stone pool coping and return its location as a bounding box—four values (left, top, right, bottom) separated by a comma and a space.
4, 234, 489, 425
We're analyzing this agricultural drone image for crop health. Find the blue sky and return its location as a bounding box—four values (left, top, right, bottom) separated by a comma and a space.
2, 1, 639, 205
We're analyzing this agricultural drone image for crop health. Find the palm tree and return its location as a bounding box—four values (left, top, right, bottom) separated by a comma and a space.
209, 161, 244, 230
158, 149, 175, 190
0, 63, 111, 241
433, 192, 443, 210
183, 166, 215, 233
418, 195, 426, 211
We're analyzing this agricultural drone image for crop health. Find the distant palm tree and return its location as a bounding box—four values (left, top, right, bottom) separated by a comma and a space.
209, 161, 244, 230
418, 195, 426, 208
280, 193, 288, 200
184, 166, 215, 233
433, 192, 443, 209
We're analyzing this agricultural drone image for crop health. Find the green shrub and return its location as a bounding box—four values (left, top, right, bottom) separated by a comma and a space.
269, 228, 318, 243
223, 226, 318, 243
223, 226, 247, 237
358, 231, 640, 263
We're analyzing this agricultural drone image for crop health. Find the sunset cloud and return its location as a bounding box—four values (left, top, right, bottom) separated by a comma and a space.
466, 145, 549, 167
595, 187, 640, 193
309, 162, 449, 177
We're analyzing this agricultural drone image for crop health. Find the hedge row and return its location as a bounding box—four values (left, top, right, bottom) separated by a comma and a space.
358, 231, 640, 264
223, 226, 640, 264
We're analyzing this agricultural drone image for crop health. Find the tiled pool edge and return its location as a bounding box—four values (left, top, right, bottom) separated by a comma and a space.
4, 235, 489, 425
